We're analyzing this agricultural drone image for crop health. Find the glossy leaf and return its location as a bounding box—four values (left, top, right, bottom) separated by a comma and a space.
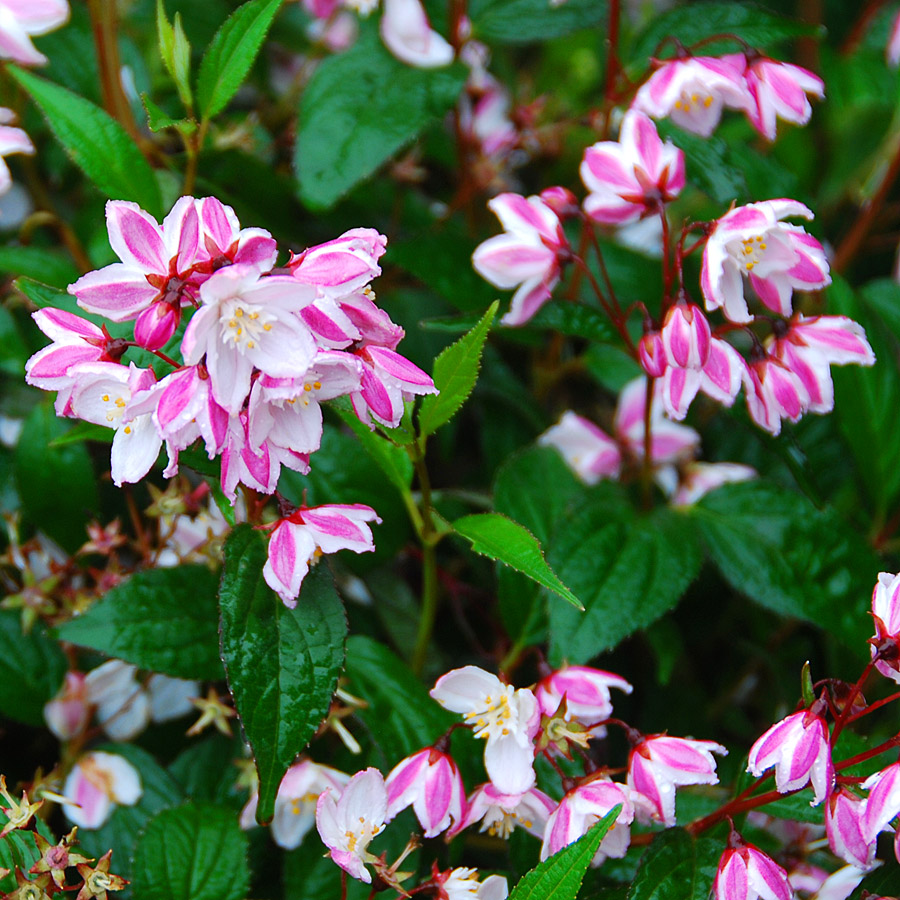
509, 807, 620, 900
471, 0, 607, 44
547, 494, 703, 665
295, 30, 467, 210
196, 0, 283, 119
54, 565, 223, 681
0, 609, 67, 726
626, 829, 720, 900
9, 67, 162, 217
131, 802, 250, 900
419, 302, 498, 438
218, 525, 346, 823
453, 512, 582, 608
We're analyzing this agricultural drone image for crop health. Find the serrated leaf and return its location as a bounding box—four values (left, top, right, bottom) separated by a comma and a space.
626, 829, 721, 900
628, 2, 820, 66
218, 525, 346, 823
509, 808, 619, 900
197, 0, 283, 119
9, 67, 162, 217
418, 302, 497, 438
141, 93, 192, 133
343, 635, 454, 766
547, 493, 704, 665
54, 565, 224, 680
453, 512, 581, 608
471, 0, 607, 44
295, 30, 467, 210
0, 609, 67, 726
131, 802, 249, 900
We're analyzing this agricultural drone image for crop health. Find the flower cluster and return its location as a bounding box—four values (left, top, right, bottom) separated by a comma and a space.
26, 196, 436, 603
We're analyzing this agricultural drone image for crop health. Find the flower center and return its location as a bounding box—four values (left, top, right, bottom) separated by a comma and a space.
99, 391, 129, 425
738, 235, 768, 273
220, 301, 274, 353
464, 687, 516, 740
674, 90, 714, 112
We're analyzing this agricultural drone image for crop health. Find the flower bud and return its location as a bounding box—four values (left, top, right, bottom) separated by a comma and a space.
134, 302, 179, 350
639, 331, 667, 377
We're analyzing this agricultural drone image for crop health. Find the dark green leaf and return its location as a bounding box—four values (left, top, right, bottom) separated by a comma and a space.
77, 744, 185, 879
527, 302, 615, 344
509, 808, 620, 900
628, 2, 820, 66
343, 635, 454, 765
131, 802, 249, 900
471, 0, 607, 44
0, 246, 78, 288
691, 480, 877, 652
0, 306, 28, 376
9, 67, 162, 217
419, 302, 497, 438
626, 829, 720, 900
55, 566, 224, 681
47, 421, 113, 447
168, 735, 245, 805
196, 0, 283, 119
219, 525, 346, 823
14, 402, 99, 551
849, 861, 900, 898
0, 609, 67, 726
453, 512, 582, 608
548, 495, 704, 665
657, 123, 744, 206
295, 31, 467, 210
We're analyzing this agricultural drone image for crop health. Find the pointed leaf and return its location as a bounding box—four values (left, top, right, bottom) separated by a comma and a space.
9, 67, 162, 217
54, 566, 223, 680
509, 807, 620, 900
197, 0, 283, 119
453, 512, 581, 608
218, 525, 346, 823
626, 829, 721, 900
419, 302, 498, 438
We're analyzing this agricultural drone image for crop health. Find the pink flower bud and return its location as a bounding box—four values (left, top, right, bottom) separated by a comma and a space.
871, 572, 900, 682
43, 672, 90, 741
661, 303, 712, 370
133, 301, 180, 350
638, 331, 667, 377
539, 186, 578, 219
714, 838, 792, 900
826, 788, 876, 871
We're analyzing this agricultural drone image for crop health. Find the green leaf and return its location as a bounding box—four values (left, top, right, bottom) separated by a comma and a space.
453, 512, 582, 609
14, 277, 70, 310
628, 2, 820, 66
526, 302, 615, 344
547, 493, 704, 665
295, 30, 467, 210
14, 402, 99, 551
196, 0, 282, 119
0, 609, 67, 726
509, 808, 620, 900
418, 302, 497, 438
331, 402, 413, 495
77, 744, 185, 879
141, 93, 194, 133
0, 306, 28, 375
343, 635, 454, 765
691, 480, 877, 651
657, 123, 745, 206
626, 829, 720, 900
9, 67, 162, 217
47, 421, 113, 447
218, 525, 346, 823
849, 862, 900, 899
471, 0, 607, 44
131, 802, 250, 900
0, 246, 78, 287
54, 565, 224, 681
157, 0, 193, 110
168, 735, 244, 805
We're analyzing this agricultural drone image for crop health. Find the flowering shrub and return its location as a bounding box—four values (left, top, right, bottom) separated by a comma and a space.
7, 2, 900, 900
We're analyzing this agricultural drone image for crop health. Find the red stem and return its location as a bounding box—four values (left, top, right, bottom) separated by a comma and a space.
830, 659, 875, 744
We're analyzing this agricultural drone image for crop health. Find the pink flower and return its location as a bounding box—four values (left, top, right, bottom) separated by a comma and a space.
627, 734, 726, 826
714, 837, 792, 900
701, 199, 830, 324
241, 759, 349, 849
871, 572, 900, 683
289, 228, 387, 299
534, 665, 633, 737
671, 462, 756, 507
742, 57, 823, 141
430, 667, 540, 796
0, 108, 33, 194
747, 705, 833, 805
632, 55, 749, 137
472, 193, 569, 326
661, 303, 711, 370
826, 788, 877, 871
43, 672, 90, 741
742, 355, 810, 436
350, 345, 436, 428
537, 412, 622, 484
580, 110, 685, 225
661, 335, 746, 420
194, 196, 277, 274
432, 867, 509, 900
263, 504, 381, 606
454, 783, 555, 839
379, 0, 453, 68
861, 762, 900, 845
0, 0, 69, 65
770, 315, 875, 415
385, 747, 466, 838
540, 778, 634, 865
62, 751, 142, 829
316, 768, 387, 884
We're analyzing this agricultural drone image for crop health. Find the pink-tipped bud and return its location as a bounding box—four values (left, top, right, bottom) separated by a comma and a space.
384, 747, 466, 838
44, 672, 90, 741
639, 331, 667, 377
661, 303, 712, 370
714, 838, 792, 900
539, 186, 579, 219
134, 302, 179, 350
826, 788, 876, 871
